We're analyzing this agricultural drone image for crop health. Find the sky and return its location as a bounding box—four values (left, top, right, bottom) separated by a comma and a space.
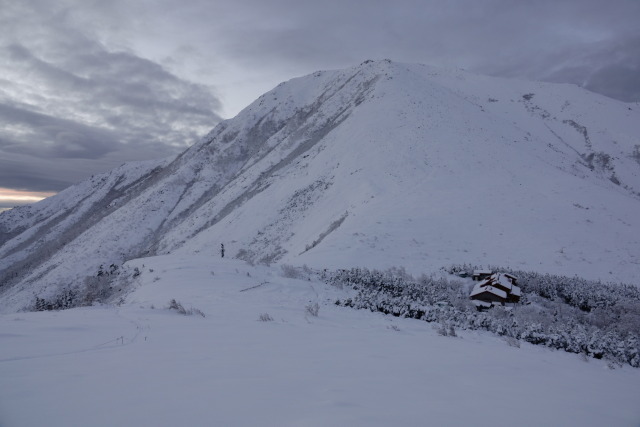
1, 0, 639, 210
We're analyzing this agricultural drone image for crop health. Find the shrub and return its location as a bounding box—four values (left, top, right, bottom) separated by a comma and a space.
325, 266, 640, 367
33, 288, 77, 311
505, 336, 520, 348
435, 323, 457, 337
305, 302, 320, 317
167, 299, 205, 317
258, 313, 274, 322
281, 264, 302, 279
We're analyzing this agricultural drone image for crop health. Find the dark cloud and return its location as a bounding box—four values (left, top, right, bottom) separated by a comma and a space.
185, 0, 640, 102
0, 40, 221, 148
544, 35, 640, 102
0, 0, 222, 193
1, 0, 638, 196
0, 137, 180, 194
0, 102, 117, 159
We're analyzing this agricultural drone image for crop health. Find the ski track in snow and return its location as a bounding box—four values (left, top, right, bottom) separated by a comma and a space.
0, 307, 145, 363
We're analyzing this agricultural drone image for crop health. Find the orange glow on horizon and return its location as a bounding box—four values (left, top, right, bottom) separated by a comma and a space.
0, 188, 57, 204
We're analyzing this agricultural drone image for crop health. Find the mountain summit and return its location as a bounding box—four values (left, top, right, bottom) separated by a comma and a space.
1, 60, 639, 312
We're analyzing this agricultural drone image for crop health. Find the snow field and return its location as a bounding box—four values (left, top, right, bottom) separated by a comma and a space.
1, 255, 639, 426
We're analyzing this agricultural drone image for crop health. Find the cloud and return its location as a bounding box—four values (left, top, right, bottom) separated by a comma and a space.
0, 188, 56, 210
0, 42, 220, 150
0, 139, 177, 194
552, 35, 640, 102
1, 0, 639, 197
164, 0, 640, 103
0, 0, 222, 193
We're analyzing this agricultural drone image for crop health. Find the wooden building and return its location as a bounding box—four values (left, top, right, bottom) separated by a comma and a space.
472, 270, 493, 281
470, 273, 521, 307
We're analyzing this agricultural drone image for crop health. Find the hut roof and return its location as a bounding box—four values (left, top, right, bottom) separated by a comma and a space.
470, 284, 507, 300
473, 269, 493, 275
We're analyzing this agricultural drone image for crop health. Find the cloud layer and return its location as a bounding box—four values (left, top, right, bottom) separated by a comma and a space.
0, 1, 222, 193
165, 0, 640, 103
1, 0, 638, 200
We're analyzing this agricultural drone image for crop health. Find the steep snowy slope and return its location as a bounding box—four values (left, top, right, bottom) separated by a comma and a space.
1, 60, 639, 312
168, 60, 640, 279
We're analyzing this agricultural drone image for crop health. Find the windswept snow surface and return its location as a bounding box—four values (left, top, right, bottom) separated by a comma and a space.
1, 256, 639, 427
2, 60, 640, 312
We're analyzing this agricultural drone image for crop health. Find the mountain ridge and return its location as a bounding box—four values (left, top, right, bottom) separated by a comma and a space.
1, 60, 639, 312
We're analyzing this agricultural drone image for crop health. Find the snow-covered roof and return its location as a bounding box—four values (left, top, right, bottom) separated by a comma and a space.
477, 278, 491, 287
495, 274, 514, 291
473, 270, 492, 275
470, 272, 521, 302
470, 284, 507, 300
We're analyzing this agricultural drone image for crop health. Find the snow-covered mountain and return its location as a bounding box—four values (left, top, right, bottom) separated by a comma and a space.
1, 60, 639, 312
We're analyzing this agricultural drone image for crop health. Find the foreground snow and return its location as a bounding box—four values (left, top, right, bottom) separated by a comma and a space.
1, 256, 638, 426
